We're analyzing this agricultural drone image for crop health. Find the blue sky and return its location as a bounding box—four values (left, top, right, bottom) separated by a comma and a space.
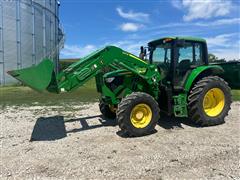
59, 0, 240, 60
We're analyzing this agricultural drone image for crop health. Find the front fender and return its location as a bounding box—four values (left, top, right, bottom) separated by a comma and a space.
184, 65, 224, 92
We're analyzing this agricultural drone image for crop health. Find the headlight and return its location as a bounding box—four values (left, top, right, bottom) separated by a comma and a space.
105, 77, 115, 83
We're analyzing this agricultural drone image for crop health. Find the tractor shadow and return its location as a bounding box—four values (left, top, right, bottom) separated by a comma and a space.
30, 116, 66, 141
30, 113, 200, 141
116, 114, 200, 138
66, 115, 117, 133
30, 115, 117, 141
157, 113, 200, 130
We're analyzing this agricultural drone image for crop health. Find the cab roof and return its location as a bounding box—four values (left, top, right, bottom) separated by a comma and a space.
148, 36, 206, 45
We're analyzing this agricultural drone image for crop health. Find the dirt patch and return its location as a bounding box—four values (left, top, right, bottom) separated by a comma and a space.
1, 102, 240, 179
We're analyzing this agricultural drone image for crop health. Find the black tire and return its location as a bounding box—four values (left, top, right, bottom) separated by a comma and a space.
188, 76, 232, 126
99, 101, 116, 119
116, 92, 160, 137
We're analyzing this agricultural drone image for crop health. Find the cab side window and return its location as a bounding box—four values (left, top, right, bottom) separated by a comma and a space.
194, 43, 203, 65
178, 44, 193, 62
152, 47, 171, 64
178, 42, 203, 66
175, 41, 204, 87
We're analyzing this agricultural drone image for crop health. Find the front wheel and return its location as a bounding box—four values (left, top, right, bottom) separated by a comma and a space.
188, 76, 232, 126
99, 101, 116, 119
116, 92, 160, 137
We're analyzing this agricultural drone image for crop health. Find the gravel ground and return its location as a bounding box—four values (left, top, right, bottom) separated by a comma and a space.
1, 102, 240, 179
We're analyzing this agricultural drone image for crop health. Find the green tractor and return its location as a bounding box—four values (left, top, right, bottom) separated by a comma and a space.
8, 37, 240, 136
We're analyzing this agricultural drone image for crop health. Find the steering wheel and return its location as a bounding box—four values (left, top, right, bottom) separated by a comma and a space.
157, 62, 169, 79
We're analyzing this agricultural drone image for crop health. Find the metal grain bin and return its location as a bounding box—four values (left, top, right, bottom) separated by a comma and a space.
0, 0, 64, 85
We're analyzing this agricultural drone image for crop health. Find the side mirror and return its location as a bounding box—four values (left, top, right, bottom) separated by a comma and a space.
139, 46, 146, 59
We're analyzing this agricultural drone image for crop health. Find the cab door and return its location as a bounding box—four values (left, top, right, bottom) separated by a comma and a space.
173, 41, 205, 90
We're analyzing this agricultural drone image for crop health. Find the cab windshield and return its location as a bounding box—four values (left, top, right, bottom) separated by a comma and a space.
150, 42, 172, 65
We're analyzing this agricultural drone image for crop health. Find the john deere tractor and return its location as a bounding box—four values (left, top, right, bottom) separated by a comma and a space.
8, 37, 240, 136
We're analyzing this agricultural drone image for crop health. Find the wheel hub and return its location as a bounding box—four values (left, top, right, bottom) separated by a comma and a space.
203, 88, 225, 117
136, 111, 144, 120
130, 103, 152, 128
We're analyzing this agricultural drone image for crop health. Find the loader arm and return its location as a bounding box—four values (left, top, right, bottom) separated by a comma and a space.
54, 46, 160, 93
8, 46, 161, 97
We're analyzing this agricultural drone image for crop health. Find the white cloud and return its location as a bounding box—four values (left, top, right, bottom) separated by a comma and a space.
116, 7, 149, 22
115, 40, 142, 53
146, 18, 239, 33
60, 44, 96, 58
196, 18, 240, 26
171, 0, 233, 21
206, 33, 240, 60
119, 23, 144, 32
206, 33, 236, 48
60, 33, 239, 61
103, 39, 146, 56
61, 40, 145, 59
171, 0, 183, 9
211, 48, 240, 60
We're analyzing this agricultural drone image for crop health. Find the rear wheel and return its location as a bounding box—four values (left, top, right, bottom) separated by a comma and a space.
99, 101, 116, 119
188, 76, 232, 126
117, 92, 160, 137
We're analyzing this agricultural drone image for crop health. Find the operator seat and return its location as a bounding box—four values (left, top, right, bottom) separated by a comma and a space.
174, 59, 192, 90
157, 63, 169, 80
178, 59, 191, 76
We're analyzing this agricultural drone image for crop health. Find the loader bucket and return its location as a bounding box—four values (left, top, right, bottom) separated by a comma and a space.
7, 59, 58, 92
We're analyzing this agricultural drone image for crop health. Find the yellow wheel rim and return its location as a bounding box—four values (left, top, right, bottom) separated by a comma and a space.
203, 88, 225, 117
130, 103, 152, 128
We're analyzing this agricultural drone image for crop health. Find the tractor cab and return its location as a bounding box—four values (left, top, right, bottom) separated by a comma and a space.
148, 37, 208, 91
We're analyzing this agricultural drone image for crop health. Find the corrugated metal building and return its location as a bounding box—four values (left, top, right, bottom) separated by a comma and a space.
0, 0, 64, 85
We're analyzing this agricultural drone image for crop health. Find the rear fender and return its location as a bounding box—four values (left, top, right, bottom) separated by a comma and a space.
184, 65, 224, 92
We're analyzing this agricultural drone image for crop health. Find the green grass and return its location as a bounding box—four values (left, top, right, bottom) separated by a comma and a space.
0, 79, 99, 106
231, 90, 240, 101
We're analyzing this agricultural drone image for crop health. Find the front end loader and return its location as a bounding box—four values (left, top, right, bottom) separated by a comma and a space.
8, 37, 240, 137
